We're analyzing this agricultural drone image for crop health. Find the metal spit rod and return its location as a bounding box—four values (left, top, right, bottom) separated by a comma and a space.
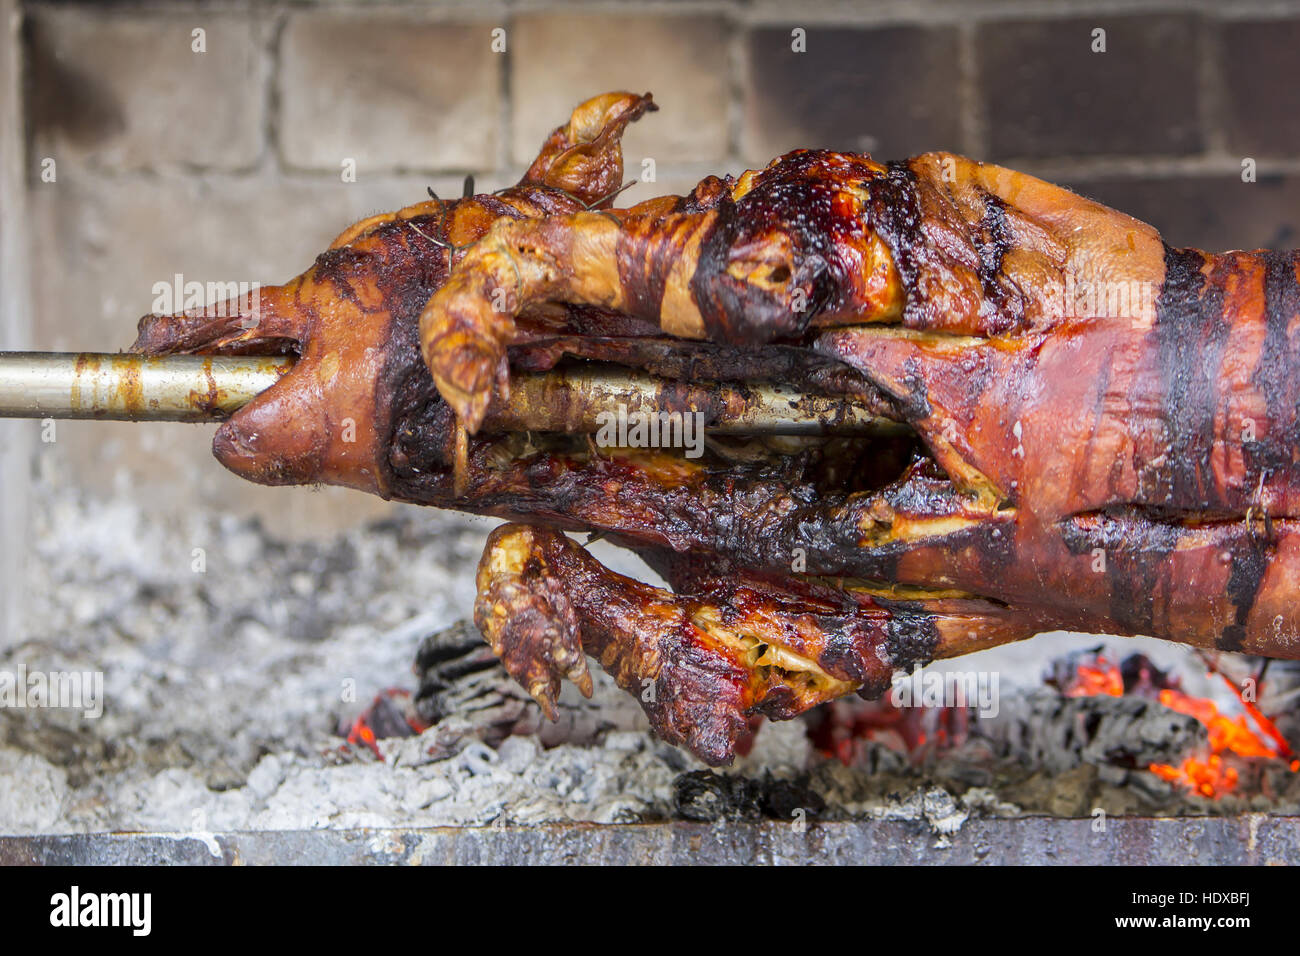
0, 352, 293, 422
0, 351, 897, 435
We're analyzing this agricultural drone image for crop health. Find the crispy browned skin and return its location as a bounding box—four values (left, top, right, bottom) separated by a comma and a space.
819, 247, 1300, 657
419, 151, 907, 430
132, 91, 1300, 765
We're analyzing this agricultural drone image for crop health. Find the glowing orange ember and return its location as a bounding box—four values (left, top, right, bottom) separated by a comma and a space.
343, 688, 429, 760
346, 717, 381, 759
1222, 676, 1294, 759
1149, 754, 1238, 799
1065, 656, 1123, 698
1156, 688, 1280, 759
1065, 655, 1295, 799
1144, 686, 1295, 796
807, 694, 969, 766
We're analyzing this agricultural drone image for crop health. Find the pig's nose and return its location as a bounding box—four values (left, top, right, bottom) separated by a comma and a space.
212, 383, 325, 486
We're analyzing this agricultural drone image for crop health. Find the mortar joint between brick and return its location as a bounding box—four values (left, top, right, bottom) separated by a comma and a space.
1195, 16, 1230, 160
23, 0, 1300, 23
724, 8, 744, 166
996, 152, 1300, 182
497, 10, 513, 176
265, 9, 289, 177
738, 0, 1300, 27
957, 20, 985, 158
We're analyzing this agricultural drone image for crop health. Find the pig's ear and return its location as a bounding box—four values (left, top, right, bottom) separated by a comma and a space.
892, 152, 1165, 336
520, 91, 657, 207
130, 283, 301, 357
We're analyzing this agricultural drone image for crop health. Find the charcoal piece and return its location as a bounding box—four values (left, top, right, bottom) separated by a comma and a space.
353, 693, 417, 740
759, 774, 826, 820
413, 621, 507, 726
1022, 691, 1206, 774
674, 771, 762, 821
411, 622, 649, 752
673, 770, 824, 822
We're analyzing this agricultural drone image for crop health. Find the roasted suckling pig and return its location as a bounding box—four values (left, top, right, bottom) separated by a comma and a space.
132, 92, 1300, 766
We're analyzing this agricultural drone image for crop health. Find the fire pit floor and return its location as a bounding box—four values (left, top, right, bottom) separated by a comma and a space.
4, 465, 1299, 856
3, 816, 1298, 865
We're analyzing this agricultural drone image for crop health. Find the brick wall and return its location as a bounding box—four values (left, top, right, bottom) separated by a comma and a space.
2, 0, 32, 646
8, 0, 1300, 633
